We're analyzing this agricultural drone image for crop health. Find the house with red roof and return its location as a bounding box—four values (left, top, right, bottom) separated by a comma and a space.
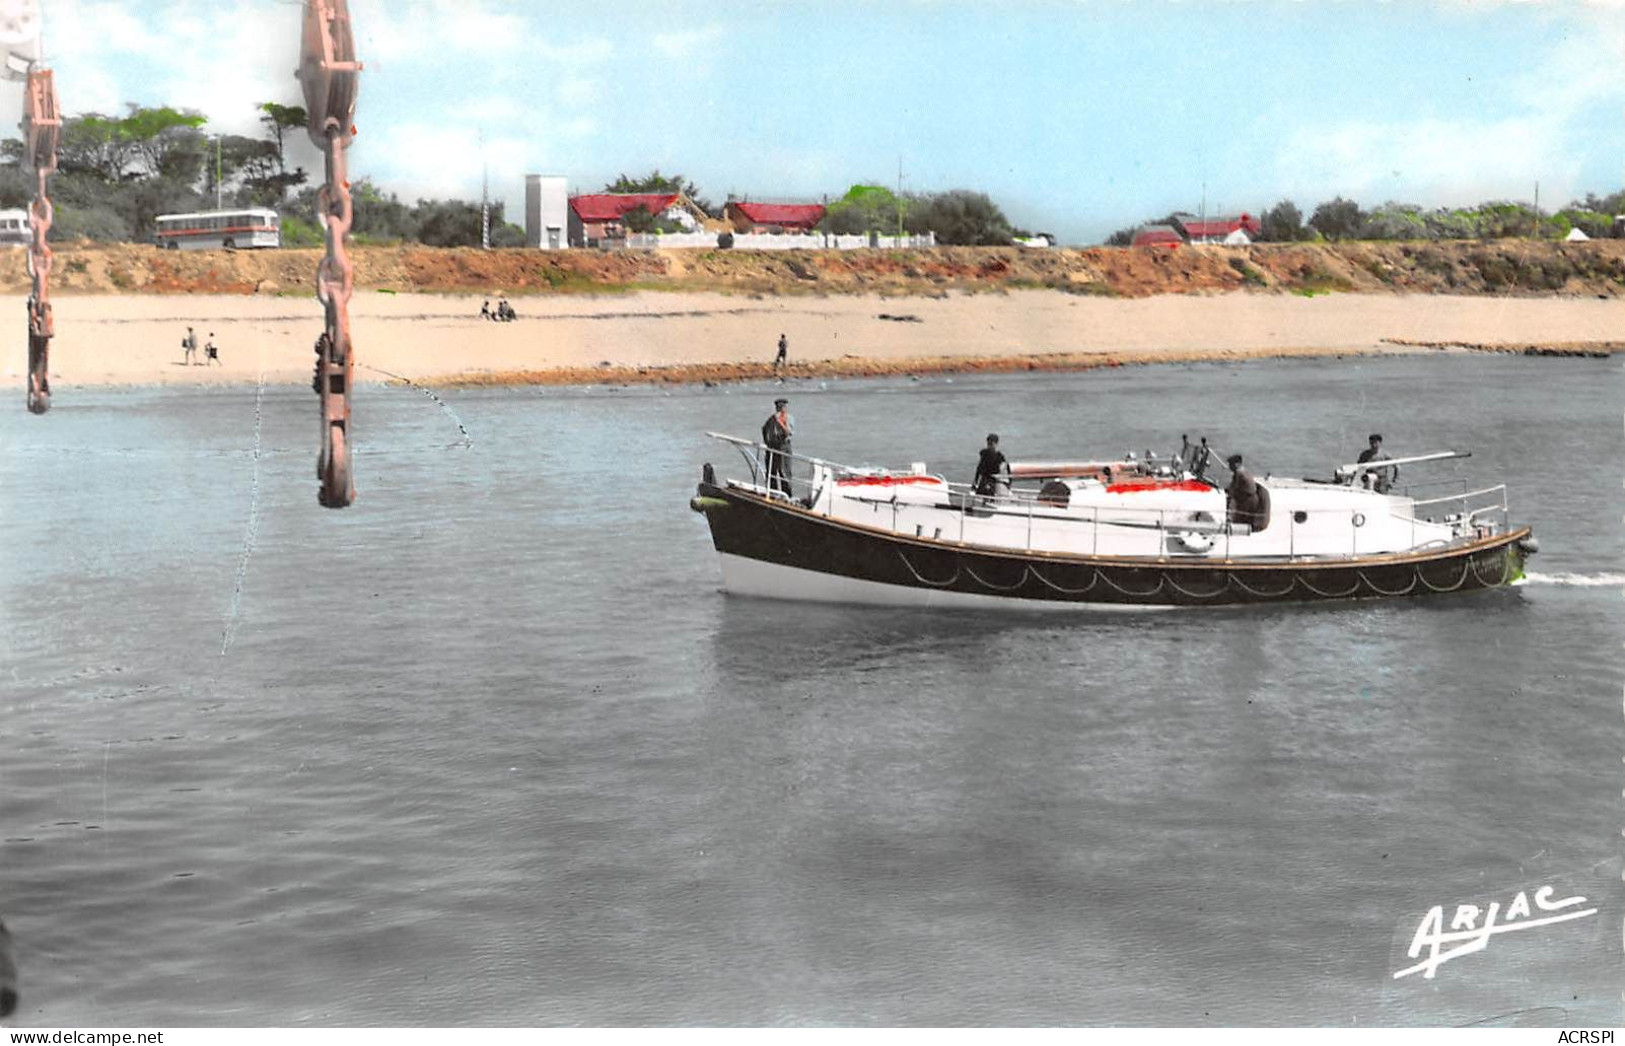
568, 192, 712, 247
1131, 225, 1183, 248
725, 201, 827, 234
1172, 212, 1261, 244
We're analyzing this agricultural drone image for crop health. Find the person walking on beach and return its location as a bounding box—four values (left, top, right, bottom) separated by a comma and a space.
762, 397, 793, 497
182, 326, 198, 366
1356, 433, 1397, 493
204, 333, 219, 366
973, 433, 1009, 499
775, 333, 788, 369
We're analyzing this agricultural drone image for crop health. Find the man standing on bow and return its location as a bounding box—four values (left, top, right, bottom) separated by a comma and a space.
762, 397, 794, 497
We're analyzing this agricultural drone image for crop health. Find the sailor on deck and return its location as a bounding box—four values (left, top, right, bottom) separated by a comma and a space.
1226, 453, 1265, 526
762, 398, 794, 497
973, 433, 1009, 499
1356, 434, 1397, 493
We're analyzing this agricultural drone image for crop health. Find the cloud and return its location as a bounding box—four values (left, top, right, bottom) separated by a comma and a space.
653, 25, 723, 59
1271, 26, 1624, 209
1273, 115, 1561, 207
557, 77, 600, 107
351, 0, 611, 67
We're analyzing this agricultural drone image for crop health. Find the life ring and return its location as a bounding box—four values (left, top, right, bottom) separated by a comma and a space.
1173, 511, 1216, 552
1352, 512, 1366, 527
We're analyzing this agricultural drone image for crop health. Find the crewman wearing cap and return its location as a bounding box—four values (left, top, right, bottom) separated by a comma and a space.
1356, 433, 1397, 493
762, 397, 794, 497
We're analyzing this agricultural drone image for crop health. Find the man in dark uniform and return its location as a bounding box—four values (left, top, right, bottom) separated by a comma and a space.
762, 397, 793, 496
973, 433, 1008, 497
1356, 433, 1397, 493
1226, 453, 1263, 526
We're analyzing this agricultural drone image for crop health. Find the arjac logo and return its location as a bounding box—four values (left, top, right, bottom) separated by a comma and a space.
1392, 884, 1597, 980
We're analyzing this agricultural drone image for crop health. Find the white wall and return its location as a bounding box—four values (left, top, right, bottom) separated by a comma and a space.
623, 231, 937, 251
525, 175, 569, 249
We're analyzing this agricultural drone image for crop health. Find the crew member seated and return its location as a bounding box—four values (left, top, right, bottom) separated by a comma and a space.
1356, 433, 1397, 493
1226, 453, 1269, 529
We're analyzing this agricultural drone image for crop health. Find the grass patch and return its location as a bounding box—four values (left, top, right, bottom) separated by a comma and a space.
1228, 257, 1267, 287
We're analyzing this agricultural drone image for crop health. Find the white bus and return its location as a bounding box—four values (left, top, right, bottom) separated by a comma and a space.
154, 208, 280, 250
0, 208, 30, 247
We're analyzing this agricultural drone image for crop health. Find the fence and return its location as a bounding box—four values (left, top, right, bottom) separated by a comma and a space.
623, 230, 937, 251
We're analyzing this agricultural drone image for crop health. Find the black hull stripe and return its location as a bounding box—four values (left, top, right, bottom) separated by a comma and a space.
696, 483, 1529, 607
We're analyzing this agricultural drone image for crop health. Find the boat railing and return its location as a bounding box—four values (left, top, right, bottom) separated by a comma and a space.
704, 434, 1511, 558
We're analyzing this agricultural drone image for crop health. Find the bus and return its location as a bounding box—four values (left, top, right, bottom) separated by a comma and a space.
154, 208, 281, 250
0, 209, 30, 247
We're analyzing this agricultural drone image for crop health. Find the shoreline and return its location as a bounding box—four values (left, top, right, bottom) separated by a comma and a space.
2, 289, 1620, 392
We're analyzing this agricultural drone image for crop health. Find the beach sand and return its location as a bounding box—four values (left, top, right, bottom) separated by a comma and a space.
1, 290, 1619, 390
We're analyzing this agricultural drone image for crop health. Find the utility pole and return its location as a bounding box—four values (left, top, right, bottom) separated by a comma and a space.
896, 155, 904, 242
216, 134, 222, 210
480, 129, 490, 250
1532, 181, 1539, 240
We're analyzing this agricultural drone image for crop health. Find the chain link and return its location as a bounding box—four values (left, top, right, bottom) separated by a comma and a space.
22, 65, 55, 414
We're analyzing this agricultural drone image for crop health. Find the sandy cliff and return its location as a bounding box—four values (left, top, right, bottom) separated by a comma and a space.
6, 238, 1624, 299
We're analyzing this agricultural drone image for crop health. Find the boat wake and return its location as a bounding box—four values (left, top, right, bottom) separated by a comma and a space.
1522, 571, 1625, 588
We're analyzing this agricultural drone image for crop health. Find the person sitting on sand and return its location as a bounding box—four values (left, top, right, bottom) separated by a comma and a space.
498, 298, 515, 322
480, 300, 492, 320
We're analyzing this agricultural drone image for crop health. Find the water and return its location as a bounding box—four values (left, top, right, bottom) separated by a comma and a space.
1, 354, 1619, 1026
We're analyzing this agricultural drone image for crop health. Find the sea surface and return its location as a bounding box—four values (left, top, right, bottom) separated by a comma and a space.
1, 353, 1620, 1027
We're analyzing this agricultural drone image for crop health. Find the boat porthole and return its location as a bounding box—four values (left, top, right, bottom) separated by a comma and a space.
1293, 511, 1307, 523
1352, 512, 1366, 527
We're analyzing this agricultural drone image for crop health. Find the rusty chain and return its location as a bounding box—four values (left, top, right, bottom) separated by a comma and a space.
21, 65, 55, 414
299, 0, 360, 506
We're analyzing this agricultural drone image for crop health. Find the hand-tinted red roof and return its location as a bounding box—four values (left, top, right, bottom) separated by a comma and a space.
1177, 213, 1261, 237
732, 202, 827, 228
569, 193, 680, 222
1131, 225, 1183, 246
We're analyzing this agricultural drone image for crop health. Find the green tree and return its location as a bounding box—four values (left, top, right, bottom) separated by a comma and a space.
1359, 202, 1429, 241
348, 178, 417, 242
120, 104, 208, 177
909, 190, 1014, 246
820, 184, 904, 235
258, 102, 307, 174
58, 113, 138, 181
1309, 196, 1365, 240
414, 199, 512, 247
603, 170, 711, 213
1259, 200, 1305, 242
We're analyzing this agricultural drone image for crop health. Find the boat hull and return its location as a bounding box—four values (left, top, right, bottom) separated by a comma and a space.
692, 482, 1532, 609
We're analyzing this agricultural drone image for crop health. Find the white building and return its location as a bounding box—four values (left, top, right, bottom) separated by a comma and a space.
525, 175, 569, 250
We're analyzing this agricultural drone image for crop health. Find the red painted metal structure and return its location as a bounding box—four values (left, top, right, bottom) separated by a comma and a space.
299, 0, 361, 507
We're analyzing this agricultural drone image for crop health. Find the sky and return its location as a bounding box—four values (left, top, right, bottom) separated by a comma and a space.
8, 0, 1625, 244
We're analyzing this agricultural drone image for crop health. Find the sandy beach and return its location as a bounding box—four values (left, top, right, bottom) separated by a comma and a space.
1, 289, 1619, 390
